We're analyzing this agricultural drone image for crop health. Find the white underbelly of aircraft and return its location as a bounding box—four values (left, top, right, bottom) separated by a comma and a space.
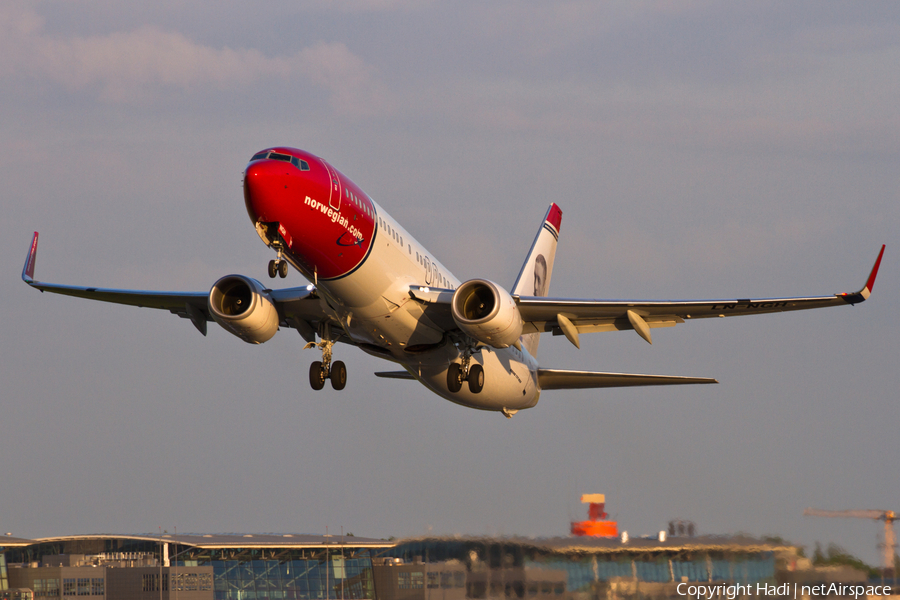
407, 346, 540, 412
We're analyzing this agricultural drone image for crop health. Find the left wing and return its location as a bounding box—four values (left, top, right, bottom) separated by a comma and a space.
537, 369, 717, 389
22, 232, 333, 341
516, 245, 883, 346
408, 245, 884, 347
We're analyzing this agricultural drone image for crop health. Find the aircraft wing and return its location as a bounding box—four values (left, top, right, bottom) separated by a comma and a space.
21, 232, 331, 341
537, 369, 717, 389
515, 245, 885, 346
408, 246, 884, 346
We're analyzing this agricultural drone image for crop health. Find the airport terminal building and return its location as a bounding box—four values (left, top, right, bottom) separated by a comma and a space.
1, 532, 794, 600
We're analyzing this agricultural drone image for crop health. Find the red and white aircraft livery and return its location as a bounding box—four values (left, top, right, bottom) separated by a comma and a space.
22, 147, 885, 417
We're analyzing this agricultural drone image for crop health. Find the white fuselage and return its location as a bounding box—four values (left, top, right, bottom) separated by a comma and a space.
303, 199, 541, 412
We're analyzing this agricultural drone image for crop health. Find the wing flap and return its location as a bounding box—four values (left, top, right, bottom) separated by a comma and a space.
538, 369, 718, 390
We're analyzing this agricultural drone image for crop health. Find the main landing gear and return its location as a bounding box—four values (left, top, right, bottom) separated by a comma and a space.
447, 347, 484, 394
305, 339, 347, 391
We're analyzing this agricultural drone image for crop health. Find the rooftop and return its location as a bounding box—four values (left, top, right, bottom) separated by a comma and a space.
0, 535, 34, 547
393, 534, 795, 554
24, 533, 394, 549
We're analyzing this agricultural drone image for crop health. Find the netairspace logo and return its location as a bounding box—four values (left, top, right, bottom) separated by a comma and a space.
676, 583, 893, 599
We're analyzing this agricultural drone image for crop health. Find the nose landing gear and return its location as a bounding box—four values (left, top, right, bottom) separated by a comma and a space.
305, 339, 347, 391
267, 243, 289, 279
268, 257, 288, 278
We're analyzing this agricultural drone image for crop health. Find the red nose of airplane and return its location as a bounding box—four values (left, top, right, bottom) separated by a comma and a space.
243, 159, 293, 224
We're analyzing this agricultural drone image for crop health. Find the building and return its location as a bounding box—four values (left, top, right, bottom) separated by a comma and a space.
3, 533, 394, 600
380, 534, 793, 600
0, 536, 34, 593
1, 533, 795, 600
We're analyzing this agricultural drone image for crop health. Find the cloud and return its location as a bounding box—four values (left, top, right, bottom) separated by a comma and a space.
0, 6, 387, 115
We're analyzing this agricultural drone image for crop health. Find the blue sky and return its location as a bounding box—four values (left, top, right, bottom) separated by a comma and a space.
2, 1, 898, 566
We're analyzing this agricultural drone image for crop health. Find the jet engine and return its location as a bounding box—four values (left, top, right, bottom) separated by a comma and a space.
208, 275, 279, 344
450, 279, 523, 348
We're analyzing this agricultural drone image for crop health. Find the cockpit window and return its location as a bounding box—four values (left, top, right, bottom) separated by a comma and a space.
249, 151, 310, 171
290, 157, 310, 171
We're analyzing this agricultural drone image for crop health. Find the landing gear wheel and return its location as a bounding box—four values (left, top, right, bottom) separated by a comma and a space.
268, 260, 278, 278
467, 364, 484, 394
309, 361, 326, 390
278, 260, 288, 278
330, 361, 347, 390
447, 363, 463, 393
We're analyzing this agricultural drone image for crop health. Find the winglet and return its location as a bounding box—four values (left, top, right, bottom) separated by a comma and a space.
864, 244, 885, 296
840, 245, 885, 304
22, 232, 39, 283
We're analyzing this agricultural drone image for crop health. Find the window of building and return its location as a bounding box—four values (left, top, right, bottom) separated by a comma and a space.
37, 579, 59, 597
410, 572, 424, 589
91, 579, 104, 596
427, 572, 439, 589
398, 572, 411, 589
77, 577, 90, 596
63, 579, 76, 596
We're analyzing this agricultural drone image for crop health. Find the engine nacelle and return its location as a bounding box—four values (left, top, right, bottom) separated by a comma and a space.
451, 279, 523, 348
208, 275, 279, 344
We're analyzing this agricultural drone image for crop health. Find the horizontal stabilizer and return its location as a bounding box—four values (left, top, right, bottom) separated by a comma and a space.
375, 371, 416, 380
538, 368, 717, 390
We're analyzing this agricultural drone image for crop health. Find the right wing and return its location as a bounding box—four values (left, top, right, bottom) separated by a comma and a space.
22, 232, 336, 342
406, 246, 884, 348
538, 369, 717, 390
516, 245, 885, 346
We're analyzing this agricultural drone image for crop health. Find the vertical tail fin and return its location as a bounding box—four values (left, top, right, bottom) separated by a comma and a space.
511, 204, 562, 357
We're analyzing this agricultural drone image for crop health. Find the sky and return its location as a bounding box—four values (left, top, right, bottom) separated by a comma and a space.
2, 0, 899, 568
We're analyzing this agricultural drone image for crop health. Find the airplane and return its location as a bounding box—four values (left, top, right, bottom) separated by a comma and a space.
22, 147, 885, 417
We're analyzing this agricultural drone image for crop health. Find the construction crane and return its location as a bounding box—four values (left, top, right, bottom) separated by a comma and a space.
803, 508, 897, 577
